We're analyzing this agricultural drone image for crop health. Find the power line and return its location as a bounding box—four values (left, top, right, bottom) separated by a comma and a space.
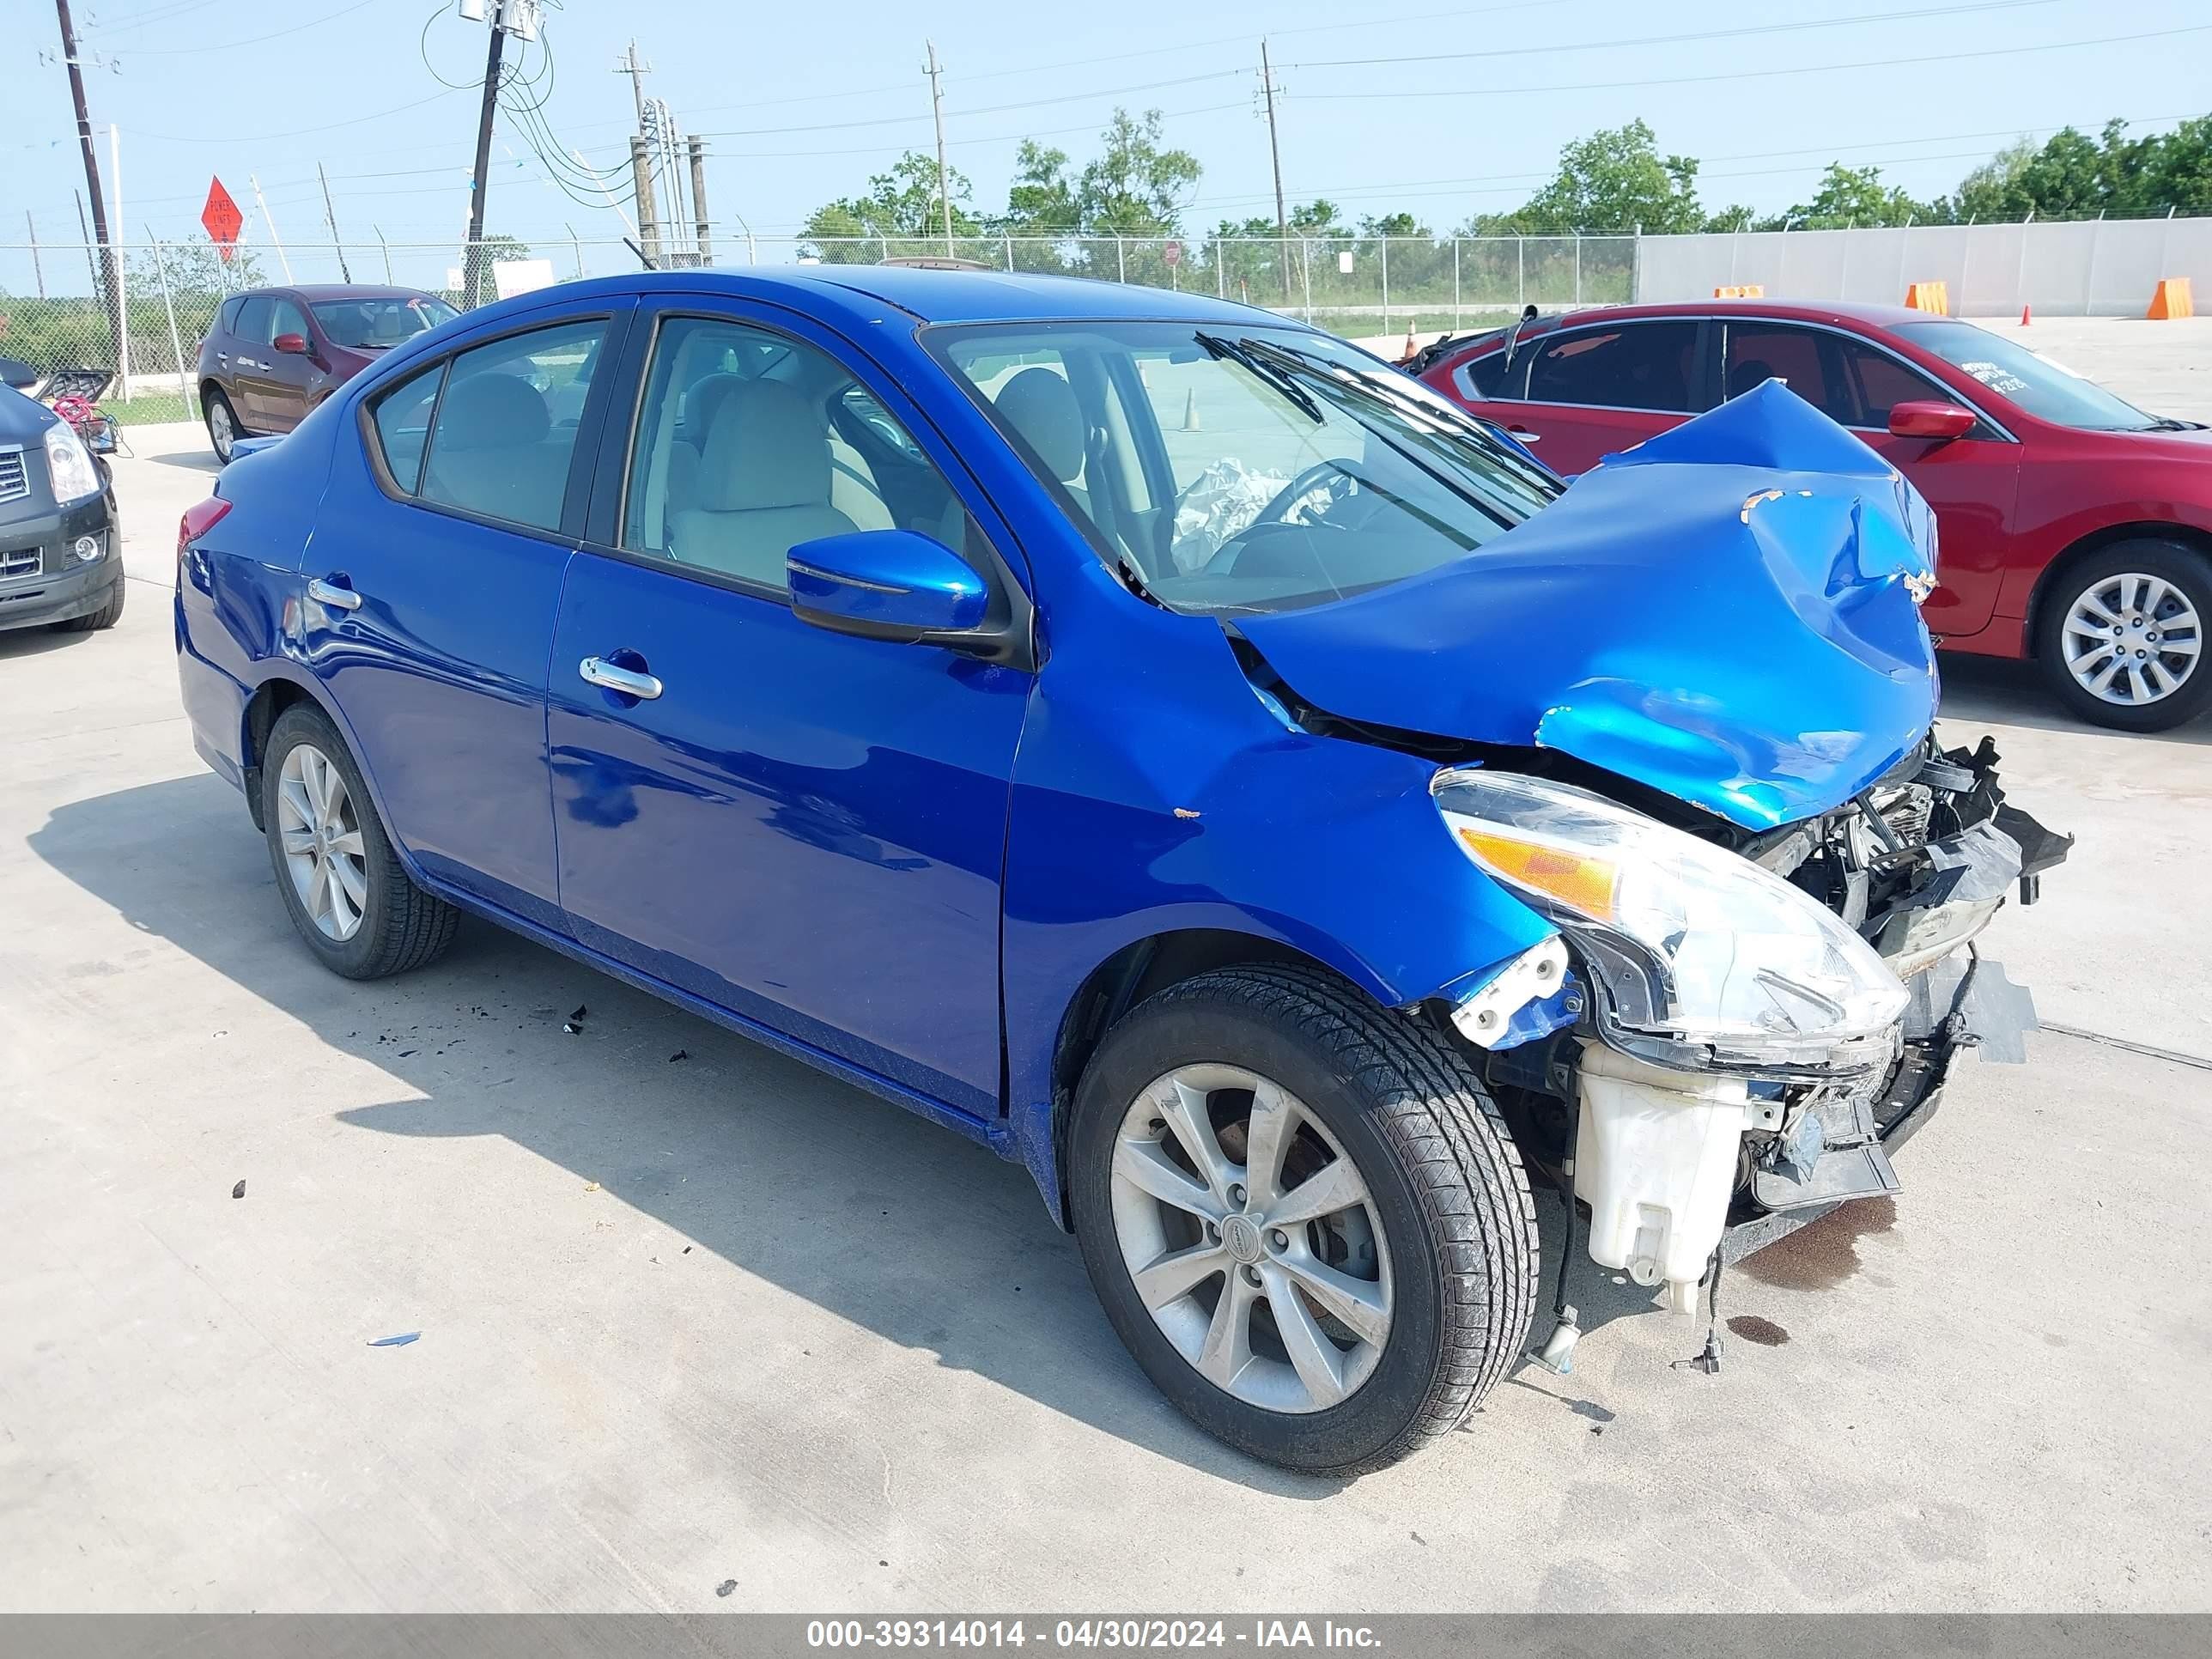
1297, 21, 2212, 102
1292, 0, 2065, 70
105, 0, 381, 57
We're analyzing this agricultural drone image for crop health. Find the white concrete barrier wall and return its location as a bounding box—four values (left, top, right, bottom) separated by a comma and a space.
1634, 218, 2210, 316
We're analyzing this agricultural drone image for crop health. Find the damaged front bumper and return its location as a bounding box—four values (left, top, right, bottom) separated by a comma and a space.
1461, 733, 2070, 1310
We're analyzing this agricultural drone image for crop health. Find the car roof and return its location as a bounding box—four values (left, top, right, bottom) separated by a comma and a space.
1463, 297, 1953, 348
455, 265, 1279, 331
228, 283, 441, 302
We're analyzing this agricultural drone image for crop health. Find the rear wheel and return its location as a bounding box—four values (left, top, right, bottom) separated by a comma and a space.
261, 703, 458, 979
2036, 539, 2212, 732
1068, 964, 1538, 1475
204, 386, 243, 464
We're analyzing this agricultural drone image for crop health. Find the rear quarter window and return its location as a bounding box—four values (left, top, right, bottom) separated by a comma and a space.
368, 362, 445, 495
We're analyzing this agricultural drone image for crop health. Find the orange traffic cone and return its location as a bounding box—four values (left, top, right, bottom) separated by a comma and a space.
1401, 321, 1419, 362
2021, 304, 2033, 325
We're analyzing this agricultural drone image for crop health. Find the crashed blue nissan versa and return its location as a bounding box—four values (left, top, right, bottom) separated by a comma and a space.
175, 268, 2069, 1474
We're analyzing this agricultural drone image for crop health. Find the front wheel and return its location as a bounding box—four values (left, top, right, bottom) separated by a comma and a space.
1068, 964, 1538, 1475
2035, 540, 2212, 732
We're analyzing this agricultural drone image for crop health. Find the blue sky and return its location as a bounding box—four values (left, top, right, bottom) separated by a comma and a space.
9, 0, 2209, 260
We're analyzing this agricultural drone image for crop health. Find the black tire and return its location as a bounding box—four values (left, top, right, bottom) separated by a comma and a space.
57, 574, 125, 632
204, 386, 244, 464
1068, 963, 1538, 1476
261, 702, 459, 980
2033, 538, 2212, 732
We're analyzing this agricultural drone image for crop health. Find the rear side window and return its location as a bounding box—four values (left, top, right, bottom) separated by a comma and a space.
370, 362, 444, 495
1525, 321, 1699, 412
1723, 324, 1838, 413
217, 298, 245, 335
234, 296, 274, 347
1452, 344, 1512, 399
412, 320, 606, 532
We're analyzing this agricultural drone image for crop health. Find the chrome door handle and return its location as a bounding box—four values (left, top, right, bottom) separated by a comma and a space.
306, 577, 362, 611
579, 655, 662, 700
1506, 426, 1542, 442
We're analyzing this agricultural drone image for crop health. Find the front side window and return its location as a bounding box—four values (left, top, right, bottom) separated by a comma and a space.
622, 314, 963, 592
1893, 319, 2162, 432
1723, 323, 1837, 413
313, 295, 458, 350
932, 321, 1559, 617
1524, 321, 1700, 412
398, 319, 605, 532
268, 298, 310, 345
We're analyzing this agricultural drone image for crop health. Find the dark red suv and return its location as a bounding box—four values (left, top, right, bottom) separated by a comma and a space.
196, 284, 457, 465
1415, 301, 2212, 731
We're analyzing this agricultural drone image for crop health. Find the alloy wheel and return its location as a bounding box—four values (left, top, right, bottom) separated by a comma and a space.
2061, 571, 2202, 708
209, 399, 234, 461
1108, 1063, 1393, 1414
276, 743, 369, 942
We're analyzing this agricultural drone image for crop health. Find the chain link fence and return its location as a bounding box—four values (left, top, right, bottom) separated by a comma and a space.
0, 233, 1645, 422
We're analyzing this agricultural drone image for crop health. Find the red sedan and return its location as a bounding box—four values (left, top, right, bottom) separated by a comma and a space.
1413, 301, 2212, 731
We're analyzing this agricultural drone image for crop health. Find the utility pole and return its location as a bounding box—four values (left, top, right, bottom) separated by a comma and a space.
925, 40, 954, 258
462, 5, 511, 308
615, 40, 653, 132
688, 136, 714, 267
250, 174, 293, 281
629, 136, 662, 267
319, 162, 352, 282
52, 0, 120, 365
1259, 39, 1291, 305
108, 123, 127, 389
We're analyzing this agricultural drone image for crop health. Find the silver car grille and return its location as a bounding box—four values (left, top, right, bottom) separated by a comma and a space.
0, 543, 39, 580
0, 446, 27, 507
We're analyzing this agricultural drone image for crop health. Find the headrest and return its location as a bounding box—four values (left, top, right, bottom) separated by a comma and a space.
684, 371, 746, 441
994, 367, 1085, 483
436, 372, 550, 450
697, 380, 830, 513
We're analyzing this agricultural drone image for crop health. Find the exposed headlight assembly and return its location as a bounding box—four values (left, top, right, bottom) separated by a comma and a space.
1433, 768, 1908, 1076
43, 418, 101, 507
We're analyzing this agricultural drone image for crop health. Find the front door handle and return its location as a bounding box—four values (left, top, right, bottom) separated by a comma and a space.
306, 576, 362, 611
579, 655, 663, 700
1506, 425, 1542, 442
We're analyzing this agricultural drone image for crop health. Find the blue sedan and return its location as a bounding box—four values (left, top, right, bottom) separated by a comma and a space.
176, 267, 2062, 1472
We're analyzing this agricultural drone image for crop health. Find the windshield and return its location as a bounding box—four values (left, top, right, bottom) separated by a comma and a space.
311, 295, 457, 350
1893, 319, 2166, 432
928, 320, 1560, 616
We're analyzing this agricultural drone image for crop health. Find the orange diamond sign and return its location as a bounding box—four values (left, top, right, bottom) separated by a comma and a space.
201, 179, 244, 262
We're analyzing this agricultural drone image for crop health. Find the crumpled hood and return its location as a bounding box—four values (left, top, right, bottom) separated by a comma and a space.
1237, 381, 1941, 831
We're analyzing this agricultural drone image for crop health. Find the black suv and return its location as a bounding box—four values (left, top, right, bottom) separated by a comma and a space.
0, 357, 123, 637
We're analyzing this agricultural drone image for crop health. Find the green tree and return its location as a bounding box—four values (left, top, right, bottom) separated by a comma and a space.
1784, 163, 1932, 228
1474, 120, 1705, 234
1075, 108, 1200, 236
802, 151, 981, 259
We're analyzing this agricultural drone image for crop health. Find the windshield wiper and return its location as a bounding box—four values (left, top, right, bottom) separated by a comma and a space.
1195, 331, 1323, 424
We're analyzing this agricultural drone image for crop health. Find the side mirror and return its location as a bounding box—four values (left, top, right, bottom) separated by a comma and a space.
273, 332, 310, 356
0, 355, 37, 390
1888, 400, 1975, 441
789, 528, 990, 643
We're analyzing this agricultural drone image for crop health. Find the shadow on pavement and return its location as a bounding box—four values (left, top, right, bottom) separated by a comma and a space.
30, 770, 1352, 1496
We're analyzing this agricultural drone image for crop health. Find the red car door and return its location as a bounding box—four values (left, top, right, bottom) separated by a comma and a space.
1460, 319, 1709, 477
1718, 320, 2021, 640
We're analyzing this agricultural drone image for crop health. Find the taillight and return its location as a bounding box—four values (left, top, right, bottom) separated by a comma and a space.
177, 495, 233, 566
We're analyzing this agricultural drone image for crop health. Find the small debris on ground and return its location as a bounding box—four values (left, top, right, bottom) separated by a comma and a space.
584, 1181, 600, 1193
715, 1580, 737, 1598
367, 1332, 419, 1348
669, 1049, 689, 1062
570, 1005, 588, 1022
562, 1021, 581, 1036
230, 1180, 246, 1200
682, 1245, 692, 1254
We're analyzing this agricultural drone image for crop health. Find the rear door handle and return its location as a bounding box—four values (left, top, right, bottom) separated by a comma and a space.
1506, 425, 1541, 441
306, 576, 362, 611
579, 655, 662, 700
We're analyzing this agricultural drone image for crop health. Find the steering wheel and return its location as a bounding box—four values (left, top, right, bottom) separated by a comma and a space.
1253, 457, 1366, 530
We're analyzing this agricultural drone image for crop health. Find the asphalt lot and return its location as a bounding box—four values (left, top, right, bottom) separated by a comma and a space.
3, 318, 2209, 1612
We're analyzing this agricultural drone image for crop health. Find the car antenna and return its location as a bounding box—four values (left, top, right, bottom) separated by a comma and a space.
623, 236, 659, 272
